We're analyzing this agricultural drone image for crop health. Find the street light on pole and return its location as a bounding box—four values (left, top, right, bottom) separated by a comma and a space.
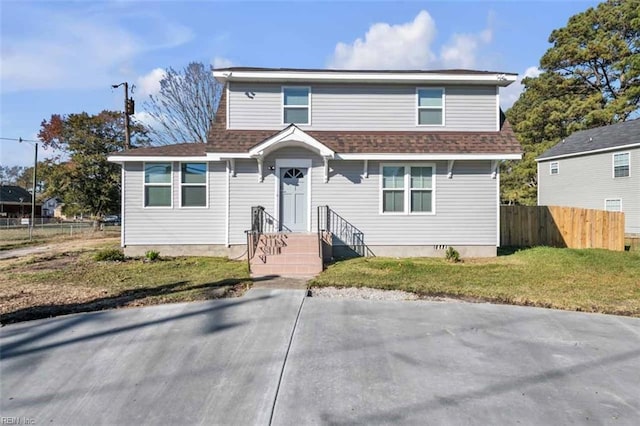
112, 82, 134, 150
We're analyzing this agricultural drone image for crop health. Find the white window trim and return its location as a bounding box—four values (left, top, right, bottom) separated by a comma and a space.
379, 163, 436, 215
179, 162, 209, 209
143, 162, 173, 209
550, 161, 559, 175
604, 198, 623, 212
281, 86, 311, 126
274, 159, 313, 232
612, 151, 630, 178
416, 87, 445, 127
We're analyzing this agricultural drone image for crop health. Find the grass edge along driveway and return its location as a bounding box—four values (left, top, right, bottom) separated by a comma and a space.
310, 247, 640, 317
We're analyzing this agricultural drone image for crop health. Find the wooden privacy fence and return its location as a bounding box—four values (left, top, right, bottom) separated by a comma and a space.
501, 206, 625, 251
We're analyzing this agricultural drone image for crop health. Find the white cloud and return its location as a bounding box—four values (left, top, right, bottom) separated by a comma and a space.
136, 68, 166, 98
329, 11, 437, 69
0, 7, 193, 93
328, 10, 493, 70
500, 66, 541, 109
212, 56, 234, 69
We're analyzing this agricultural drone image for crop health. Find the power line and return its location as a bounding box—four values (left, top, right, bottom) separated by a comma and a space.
0, 137, 40, 143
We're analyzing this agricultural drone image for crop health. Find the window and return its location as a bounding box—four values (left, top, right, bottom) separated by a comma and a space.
283, 87, 310, 124
613, 152, 630, 178
181, 163, 207, 207
381, 164, 435, 214
417, 88, 444, 126
144, 163, 172, 207
550, 161, 559, 175
605, 199, 622, 212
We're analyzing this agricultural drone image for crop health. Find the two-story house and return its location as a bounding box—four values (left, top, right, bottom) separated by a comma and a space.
109, 67, 522, 275
537, 119, 640, 235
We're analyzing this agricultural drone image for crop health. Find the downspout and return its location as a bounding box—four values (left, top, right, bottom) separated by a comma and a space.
225, 160, 230, 247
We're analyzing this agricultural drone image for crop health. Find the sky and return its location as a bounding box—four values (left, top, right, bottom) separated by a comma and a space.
0, 0, 601, 167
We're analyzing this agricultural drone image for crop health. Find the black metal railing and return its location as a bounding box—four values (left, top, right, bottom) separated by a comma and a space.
245, 206, 291, 269
317, 205, 374, 258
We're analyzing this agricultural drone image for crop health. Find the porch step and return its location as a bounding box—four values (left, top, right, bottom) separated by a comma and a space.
250, 233, 323, 277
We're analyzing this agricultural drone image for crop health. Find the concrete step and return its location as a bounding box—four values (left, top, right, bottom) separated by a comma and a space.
250, 262, 323, 277
251, 253, 322, 266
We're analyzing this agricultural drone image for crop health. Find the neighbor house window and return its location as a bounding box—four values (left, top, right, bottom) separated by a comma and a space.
283, 87, 310, 124
613, 152, 630, 178
181, 163, 207, 207
417, 88, 444, 126
381, 164, 435, 214
550, 161, 559, 175
605, 199, 622, 212
144, 163, 172, 207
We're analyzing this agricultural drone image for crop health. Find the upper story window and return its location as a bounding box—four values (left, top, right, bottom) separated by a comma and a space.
144, 163, 172, 207
283, 86, 310, 125
381, 164, 435, 214
550, 161, 559, 175
417, 88, 444, 126
181, 163, 207, 207
613, 152, 630, 178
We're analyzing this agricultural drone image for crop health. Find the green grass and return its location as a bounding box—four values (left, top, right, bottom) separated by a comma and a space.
311, 247, 640, 316
0, 245, 251, 324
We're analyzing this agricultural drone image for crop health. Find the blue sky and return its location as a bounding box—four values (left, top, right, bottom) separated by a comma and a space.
1, 0, 600, 167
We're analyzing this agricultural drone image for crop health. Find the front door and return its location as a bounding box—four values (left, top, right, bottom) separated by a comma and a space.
280, 167, 307, 232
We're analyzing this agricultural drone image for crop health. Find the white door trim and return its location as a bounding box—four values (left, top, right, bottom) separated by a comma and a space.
275, 159, 312, 232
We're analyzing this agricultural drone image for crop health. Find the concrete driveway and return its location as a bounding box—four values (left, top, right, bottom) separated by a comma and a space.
2, 291, 639, 425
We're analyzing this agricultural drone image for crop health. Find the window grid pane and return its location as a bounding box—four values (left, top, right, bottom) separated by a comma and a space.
418, 89, 443, 107
284, 88, 309, 106
284, 107, 309, 124
182, 186, 206, 207
145, 163, 171, 184
383, 167, 405, 189
411, 190, 432, 212
182, 163, 206, 184
411, 167, 432, 189
605, 199, 621, 211
145, 186, 171, 207
383, 190, 404, 212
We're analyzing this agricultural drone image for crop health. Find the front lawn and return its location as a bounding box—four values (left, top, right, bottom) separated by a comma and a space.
0, 243, 251, 324
310, 247, 640, 316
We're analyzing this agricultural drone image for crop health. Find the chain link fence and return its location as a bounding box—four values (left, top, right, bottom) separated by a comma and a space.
0, 217, 120, 245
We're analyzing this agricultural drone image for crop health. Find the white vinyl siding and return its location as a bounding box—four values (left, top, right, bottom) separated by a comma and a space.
144, 163, 172, 207
180, 162, 207, 207
228, 83, 497, 131
123, 162, 226, 245
538, 147, 640, 234
613, 152, 630, 178
416, 88, 444, 126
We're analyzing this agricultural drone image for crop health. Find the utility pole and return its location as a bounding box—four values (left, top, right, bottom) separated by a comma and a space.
112, 82, 134, 149
19, 137, 37, 240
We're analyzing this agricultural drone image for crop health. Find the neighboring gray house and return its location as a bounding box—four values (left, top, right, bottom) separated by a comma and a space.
537, 119, 640, 235
109, 68, 522, 274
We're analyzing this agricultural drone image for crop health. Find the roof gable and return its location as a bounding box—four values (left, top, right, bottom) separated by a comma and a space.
537, 119, 640, 161
249, 125, 335, 158
0, 186, 32, 203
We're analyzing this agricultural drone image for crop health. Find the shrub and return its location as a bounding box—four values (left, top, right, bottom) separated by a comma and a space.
145, 250, 160, 262
94, 248, 125, 262
445, 246, 460, 263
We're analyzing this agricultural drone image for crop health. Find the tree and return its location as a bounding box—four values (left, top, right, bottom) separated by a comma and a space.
0, 165, 26, 185
38, 111, 149, 217
502, 0, 640, 205
142, 62, 223, 145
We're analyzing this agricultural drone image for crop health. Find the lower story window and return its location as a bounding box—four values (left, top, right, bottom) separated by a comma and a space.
181, 162, 207, 207
605, 199, 622, 212
381, 164, 434, 214
144, 162, 172, 207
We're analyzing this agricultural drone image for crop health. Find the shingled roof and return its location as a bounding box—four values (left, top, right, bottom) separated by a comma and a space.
537, 119, 640, 160
112, 142, 207, 157
0, 185, 33, 204
206, 86, 522, 155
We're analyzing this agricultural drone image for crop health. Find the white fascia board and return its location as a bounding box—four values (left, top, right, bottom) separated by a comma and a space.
337, 153, 522, 161
249, 126, 335, 158
107, 155, 208, 163
206, 152, 252, 161
535, 143, 640, 162
213, 71, 518, 87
